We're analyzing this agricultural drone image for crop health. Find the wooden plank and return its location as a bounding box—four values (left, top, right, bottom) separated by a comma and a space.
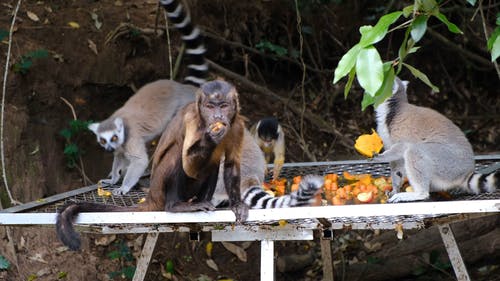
438, 224, 471, 281
132, 233, 159, 281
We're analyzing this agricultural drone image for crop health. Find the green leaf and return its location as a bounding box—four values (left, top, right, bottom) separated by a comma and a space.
417, 0, 439, 15
410, 15, 428, 43
344, 67, 356, 99
435, 12, 463, 34
403, 63, 439, 92
355, 46, 384, 96
491, 35, 500, 61
333, 44, 361, 83
165, 260, 175, 274
0, 255, 10, 270
497, 12, 500, 25
361, 63, 395, 110
122, 266, 136, 279
487, 27, 500, 51
359, 11, 403, 47
27, 49, 49, 58
57, 271, 68, 279
107, 250, 121, 260
59, 128, 72, 140
0, 29, 8, 41
402, 5, 414, 18
466, 0, 477, 6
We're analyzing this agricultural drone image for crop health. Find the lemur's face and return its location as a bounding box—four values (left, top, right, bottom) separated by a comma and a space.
88, 118, 125, 152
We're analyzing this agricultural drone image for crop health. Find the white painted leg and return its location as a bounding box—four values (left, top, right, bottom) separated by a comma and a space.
438, 224, 471, 281
261, 240, 275, 281
132, 232, 159, 281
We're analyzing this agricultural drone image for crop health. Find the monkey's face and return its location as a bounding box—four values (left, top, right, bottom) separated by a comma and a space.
201, 96, 235, 143
88, 118, 125, 152
199, 82, 239, 144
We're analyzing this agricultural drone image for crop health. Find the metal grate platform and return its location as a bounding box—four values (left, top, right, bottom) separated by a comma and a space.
1, 155, 499, 233
1, 155, 498, 281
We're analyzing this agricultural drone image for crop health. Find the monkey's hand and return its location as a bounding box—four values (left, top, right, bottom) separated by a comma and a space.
207, 121, 228, 144
231, 201, 249, 223
167, 201, 216, 212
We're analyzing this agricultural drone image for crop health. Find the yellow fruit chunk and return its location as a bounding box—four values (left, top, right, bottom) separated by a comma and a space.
357, 191, 374, 203
354, 129, 383, 158
97, 187, 111, 197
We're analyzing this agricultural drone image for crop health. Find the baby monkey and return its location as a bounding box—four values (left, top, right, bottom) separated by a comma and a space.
250, 117, 285, 180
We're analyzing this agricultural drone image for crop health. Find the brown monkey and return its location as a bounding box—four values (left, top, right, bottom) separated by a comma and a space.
145, 79, 248, 220
57, 80, 247, 250
57, 81, 323, 251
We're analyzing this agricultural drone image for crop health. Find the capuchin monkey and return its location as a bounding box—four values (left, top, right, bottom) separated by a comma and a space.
250, 117, 285, 180
373, 77, 499, 203
87, 0, 208, 195
57, 80, 323, 251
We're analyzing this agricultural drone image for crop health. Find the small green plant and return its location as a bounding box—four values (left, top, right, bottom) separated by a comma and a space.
0, 29, 8, 41
412, 250, 452, 276
0, 255, 10, 270
59, 119, 92, 168
256, 40, 288, 56
107, 240, 136, 280
12, 49, 49, 74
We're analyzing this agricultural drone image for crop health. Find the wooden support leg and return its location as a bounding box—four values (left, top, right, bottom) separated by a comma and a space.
320, 238, 334, 281
438, 224, 471, 281
132, 232, 159, 281
261, 240, 275, 281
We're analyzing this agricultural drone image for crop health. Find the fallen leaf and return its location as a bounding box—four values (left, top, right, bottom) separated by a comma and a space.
395, 223, 404, 240
221, 242, 247, 262
205, 241, 213, 257
27, 11, 40, 22
205, 258, 219, 271
94, 234, 116, 246
68, 21, 80, 29
87, 39, 98, 55
28, 253, 48, 264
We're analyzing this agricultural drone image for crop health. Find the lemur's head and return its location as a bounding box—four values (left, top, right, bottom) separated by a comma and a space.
88, 117, 125, 152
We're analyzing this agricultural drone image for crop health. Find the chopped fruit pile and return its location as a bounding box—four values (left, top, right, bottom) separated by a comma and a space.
263, 171, 412, 206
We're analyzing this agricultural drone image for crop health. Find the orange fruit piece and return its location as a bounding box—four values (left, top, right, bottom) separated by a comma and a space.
354, 129, 384, 158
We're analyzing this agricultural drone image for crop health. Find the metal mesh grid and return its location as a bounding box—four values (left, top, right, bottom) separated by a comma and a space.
29, 157, 500, 213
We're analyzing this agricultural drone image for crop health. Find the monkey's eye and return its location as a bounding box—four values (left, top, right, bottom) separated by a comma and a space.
99, 138, 107, 145
205, 103, 215, 109
219, 103, 229, 109
111, 135, 118, 142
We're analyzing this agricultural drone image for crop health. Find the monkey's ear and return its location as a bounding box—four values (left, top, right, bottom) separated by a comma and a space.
114, 117, 124, 132
88, 123, 100, 134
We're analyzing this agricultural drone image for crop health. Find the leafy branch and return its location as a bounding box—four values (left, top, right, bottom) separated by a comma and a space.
332, 0, 474, 110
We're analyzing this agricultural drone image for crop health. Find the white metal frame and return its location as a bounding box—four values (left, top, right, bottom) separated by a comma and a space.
1, 200, 499, 281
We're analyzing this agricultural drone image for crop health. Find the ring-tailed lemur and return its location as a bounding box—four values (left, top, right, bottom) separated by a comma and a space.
374, 77, 499, 203
88, 0, 208, 195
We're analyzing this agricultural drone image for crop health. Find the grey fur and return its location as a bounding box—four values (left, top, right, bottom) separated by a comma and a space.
374, 77, 498, 202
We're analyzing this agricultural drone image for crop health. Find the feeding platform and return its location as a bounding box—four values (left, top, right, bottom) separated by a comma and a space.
1, 155, 499, 281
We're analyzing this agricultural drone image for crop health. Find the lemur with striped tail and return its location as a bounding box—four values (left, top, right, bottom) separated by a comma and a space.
374, 77, 499, 203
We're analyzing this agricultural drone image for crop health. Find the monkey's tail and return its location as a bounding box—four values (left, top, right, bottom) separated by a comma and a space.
242, 175, 324, 209
466, 170, 500, 194
56, 202, 134, 251
159, 0, 208, 86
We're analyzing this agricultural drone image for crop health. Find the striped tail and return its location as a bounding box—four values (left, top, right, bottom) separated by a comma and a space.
159, 0, 208, 86
242, 175, 324, 209
56, 202, 132, 251
467, 170, 500, 194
